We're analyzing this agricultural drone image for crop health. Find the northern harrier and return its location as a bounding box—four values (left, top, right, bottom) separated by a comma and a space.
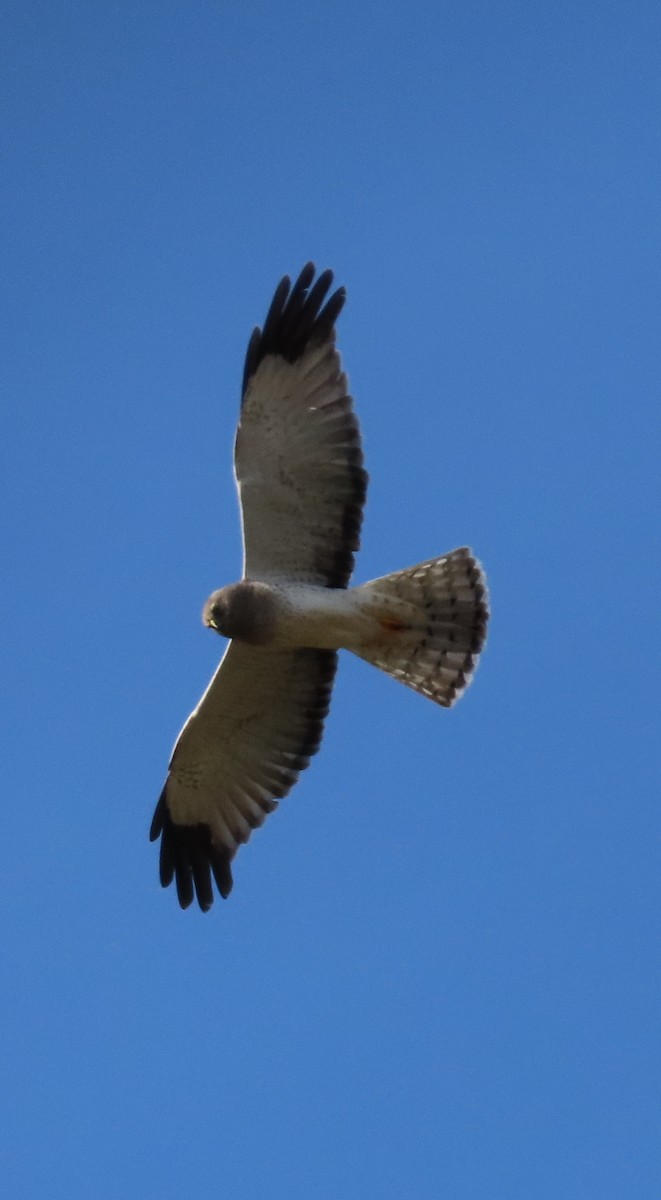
151, 264, 489, 910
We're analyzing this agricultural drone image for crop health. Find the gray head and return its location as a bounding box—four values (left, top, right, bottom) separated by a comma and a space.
202, 581, 278, 645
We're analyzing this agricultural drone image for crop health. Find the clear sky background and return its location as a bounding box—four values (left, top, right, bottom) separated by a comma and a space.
2, 2, 659, 1197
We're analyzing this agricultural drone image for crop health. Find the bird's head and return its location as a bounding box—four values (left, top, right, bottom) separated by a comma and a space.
202, 581, 279, 644
202, 588, 230, 636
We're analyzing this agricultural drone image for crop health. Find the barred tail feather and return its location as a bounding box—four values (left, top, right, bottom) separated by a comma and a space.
354, 548, 489, 707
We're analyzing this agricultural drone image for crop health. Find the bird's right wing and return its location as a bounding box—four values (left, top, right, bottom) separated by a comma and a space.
150, 640, 337, 911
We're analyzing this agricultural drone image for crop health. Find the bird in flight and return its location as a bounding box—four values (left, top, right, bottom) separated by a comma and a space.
150, 264, 489, 911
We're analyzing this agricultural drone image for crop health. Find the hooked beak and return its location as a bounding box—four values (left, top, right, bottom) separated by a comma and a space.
202, 597, 220, 631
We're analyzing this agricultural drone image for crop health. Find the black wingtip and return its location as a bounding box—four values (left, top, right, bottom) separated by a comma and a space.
150, 788, 234, 911
242, 263, 346, 398
149, 788, 166, 841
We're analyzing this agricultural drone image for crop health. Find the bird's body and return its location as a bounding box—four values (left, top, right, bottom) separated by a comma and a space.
204, 578, 398, 650
151, 265, 489, 911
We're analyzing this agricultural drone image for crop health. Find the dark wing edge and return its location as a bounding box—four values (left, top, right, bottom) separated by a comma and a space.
149, 649, 338, 913
241, 262, 347, 398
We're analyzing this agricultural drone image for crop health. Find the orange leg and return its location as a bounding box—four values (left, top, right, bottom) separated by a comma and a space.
379, 617, 409, 632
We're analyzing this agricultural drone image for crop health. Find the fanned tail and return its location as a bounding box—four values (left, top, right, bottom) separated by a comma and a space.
353, 548, 489, 707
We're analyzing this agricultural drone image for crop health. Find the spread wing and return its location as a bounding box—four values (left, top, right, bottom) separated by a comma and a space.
236, 263, 368, 587
150, 643, 337, 911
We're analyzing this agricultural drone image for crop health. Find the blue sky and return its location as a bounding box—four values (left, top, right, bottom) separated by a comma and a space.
2, 2, 659, 1196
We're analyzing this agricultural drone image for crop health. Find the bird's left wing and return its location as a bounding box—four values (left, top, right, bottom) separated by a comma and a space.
150, 641, 337, 911
236, 263, 367, 588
